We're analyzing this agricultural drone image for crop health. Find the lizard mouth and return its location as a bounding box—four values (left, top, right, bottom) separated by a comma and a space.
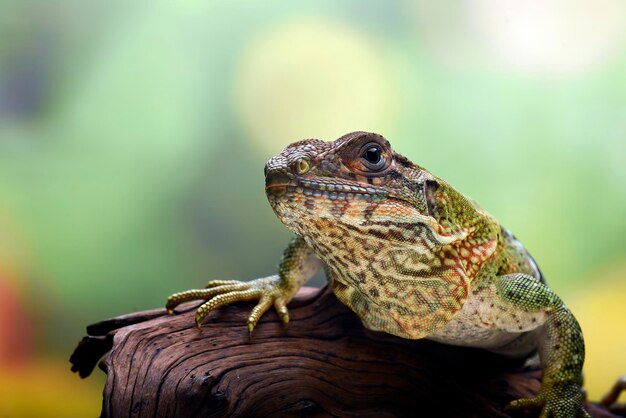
265, 170, 292, 186
264, 171, 299, 198
265, 172, 389, 203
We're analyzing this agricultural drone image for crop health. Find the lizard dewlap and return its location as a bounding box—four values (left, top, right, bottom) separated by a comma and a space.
167, 131, 590, 418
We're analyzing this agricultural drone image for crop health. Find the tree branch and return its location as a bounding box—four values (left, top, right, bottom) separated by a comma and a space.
70, 287, 620, 418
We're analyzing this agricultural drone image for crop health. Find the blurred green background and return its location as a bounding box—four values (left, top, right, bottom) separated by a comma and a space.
1, 1, 625, 416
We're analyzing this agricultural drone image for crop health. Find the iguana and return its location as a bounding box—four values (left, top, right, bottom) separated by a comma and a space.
167, 132, 590, 417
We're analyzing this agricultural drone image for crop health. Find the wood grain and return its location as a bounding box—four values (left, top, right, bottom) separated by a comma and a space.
70, 287, 621, 418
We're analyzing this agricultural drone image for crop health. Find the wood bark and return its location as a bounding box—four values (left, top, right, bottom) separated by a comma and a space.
70, 286, 621, 418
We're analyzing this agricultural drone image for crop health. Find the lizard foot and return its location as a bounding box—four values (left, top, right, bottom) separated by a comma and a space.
506, 383, 590, 418
166, 276, 291, 332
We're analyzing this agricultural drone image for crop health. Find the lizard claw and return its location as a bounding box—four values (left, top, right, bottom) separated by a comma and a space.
506, 396, 543, 411
506, 384, 590, 418
166, 283, 248, 313
245, 298, 290, 334
246, 296, 273, 333
166, 276, 293, 331
275, 300, 290, 324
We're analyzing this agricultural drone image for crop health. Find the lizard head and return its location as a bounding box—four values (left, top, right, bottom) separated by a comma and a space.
265, 131, 439, 237
265, 131, 498, 339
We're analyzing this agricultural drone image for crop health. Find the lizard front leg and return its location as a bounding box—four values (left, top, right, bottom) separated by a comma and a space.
485, 273, 590, 418
166, 235, 322, 332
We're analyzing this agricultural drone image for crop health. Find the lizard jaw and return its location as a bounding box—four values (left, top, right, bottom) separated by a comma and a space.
265, 172, 389, 202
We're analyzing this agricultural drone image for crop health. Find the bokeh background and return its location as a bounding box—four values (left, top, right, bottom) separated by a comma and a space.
1, 1, 625, 416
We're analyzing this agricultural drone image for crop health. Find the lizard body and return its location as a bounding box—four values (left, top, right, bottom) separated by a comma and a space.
167, 132, 589, 417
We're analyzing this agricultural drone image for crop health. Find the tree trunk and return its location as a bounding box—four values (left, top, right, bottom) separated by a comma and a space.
70, 286, 620, 418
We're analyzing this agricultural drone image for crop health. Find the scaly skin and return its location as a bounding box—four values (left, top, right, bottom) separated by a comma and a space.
167, 132, 589, 417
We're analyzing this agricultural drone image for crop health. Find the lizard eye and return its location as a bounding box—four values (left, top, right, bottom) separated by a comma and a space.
295, 158, 310, 174
361, 143, 385, 170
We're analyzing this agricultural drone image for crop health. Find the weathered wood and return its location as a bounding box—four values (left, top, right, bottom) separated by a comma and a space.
70, 286, 620, 418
